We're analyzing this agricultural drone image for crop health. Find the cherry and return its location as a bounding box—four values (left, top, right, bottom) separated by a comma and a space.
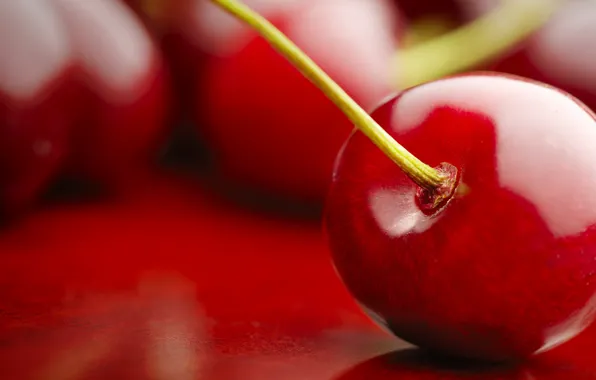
126, 0, 308, 124
201, 0, 400, 202
395, 0, 464, 43
121, 0, 304, 166
0, 1, 171, 216
326, 73, 596, 361
52, 0, 171, 187
130, 0, 548, 205
213, 0, 596, 362
0, 2, 78, 215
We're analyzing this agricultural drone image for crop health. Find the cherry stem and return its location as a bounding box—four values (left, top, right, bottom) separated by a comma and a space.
210, 0, 447, 190
397, 0, 560, 88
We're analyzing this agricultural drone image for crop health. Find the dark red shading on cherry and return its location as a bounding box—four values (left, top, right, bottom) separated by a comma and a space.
325, 73, 596, 362
123, 0, 202, 127
50, 0, 173, 189
202, 29, 353, 202
0, 0, 83, 217
68, 61, 171, 188
0, 72, 77, 217
396, 0, 463, 22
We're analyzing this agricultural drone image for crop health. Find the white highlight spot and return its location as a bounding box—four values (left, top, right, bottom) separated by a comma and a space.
0, 1, 71, 99
52, 0, 153, 103
369, 188, 439, 237
539, 290, 596, 353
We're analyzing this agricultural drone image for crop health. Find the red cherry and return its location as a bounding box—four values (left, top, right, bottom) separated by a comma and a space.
201, 0, 400, 202
325, 73, 596, 361
53, 0, 171, 187
0, 2, 78, 215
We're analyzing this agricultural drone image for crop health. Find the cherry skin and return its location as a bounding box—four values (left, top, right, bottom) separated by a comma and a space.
0, 2, 79, 216
201, 0, 400, 203
325, 73, 596, 362
0, 0, 171, 216
53, 0, 171, 188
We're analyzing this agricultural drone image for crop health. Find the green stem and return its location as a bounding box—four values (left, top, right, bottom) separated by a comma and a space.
210, 0, 447, 190
397, 0, 560, 88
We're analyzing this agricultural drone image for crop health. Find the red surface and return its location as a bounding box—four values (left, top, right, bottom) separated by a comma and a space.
326, 74, 596, 361
1, 171, 596, 379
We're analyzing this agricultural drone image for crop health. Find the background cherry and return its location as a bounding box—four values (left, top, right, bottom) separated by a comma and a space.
325, 73, 596, 361
120, 0, 307, 172
52, 0, 172, 189
200, 0, 400, 203
0, 2, 79, 216
464, 0, 596, 112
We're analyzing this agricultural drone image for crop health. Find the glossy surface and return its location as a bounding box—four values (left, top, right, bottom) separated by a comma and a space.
326, 74, 596, 361
200, 0, 399, 202
4, 172, 596, 378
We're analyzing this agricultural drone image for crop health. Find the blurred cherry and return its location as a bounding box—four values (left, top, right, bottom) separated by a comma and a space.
200, 0, 400, 203
52, 0, 172, 188
0, 0, 172, 217
0, 2, 78, 216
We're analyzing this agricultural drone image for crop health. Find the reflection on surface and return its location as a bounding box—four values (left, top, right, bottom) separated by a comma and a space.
1, 272, 207, 380
335, 348, 596, 380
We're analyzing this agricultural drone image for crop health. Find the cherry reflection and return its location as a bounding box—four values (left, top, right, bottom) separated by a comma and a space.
335, 348, 596, 380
